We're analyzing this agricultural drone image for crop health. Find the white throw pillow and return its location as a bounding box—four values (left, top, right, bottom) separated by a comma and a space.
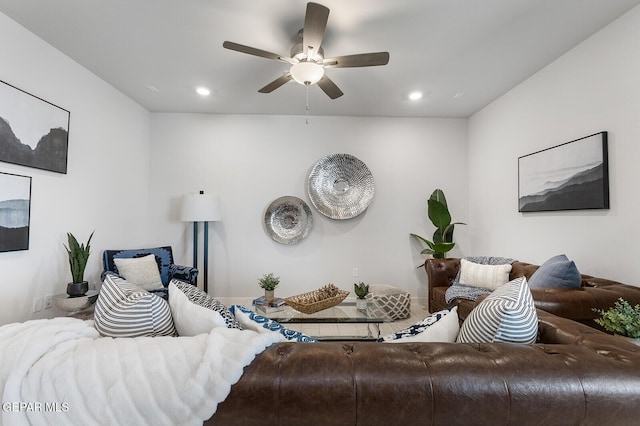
168, 281, 228, 336
379, 307, 459, 343
170, 279, 241, 329
113, 254, 164, 291
458, 258, 512, 291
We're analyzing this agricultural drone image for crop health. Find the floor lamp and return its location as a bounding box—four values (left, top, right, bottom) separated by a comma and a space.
180, 191, 222, 293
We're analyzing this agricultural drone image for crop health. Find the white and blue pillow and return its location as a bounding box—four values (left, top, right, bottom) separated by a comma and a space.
94, 273, 176, 338
457, 276, 538, 344
168, 280, 242, 336
378, 306, 459, 343
169, 279, 241, 330
230, 305, 316, 342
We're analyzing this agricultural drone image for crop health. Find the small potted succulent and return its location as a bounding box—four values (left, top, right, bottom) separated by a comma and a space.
258, 273, 280, 303
594, 298, 640, 344
64, 231, 94, 296
354, 282, 369, 310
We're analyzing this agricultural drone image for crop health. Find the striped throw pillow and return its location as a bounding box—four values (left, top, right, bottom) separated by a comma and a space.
94, 273, 176, 337
457, 276, 538, 344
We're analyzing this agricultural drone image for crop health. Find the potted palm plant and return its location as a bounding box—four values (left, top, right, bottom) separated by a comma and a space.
65, 231, 94, 296
411, 188, 466, 260
258, 273, 280, 303
354, 282, 369, 310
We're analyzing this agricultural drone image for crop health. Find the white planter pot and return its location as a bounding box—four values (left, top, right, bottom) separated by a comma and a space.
265, 290, 275, 303
618, 335, 640, 346
356, 298, 367, 310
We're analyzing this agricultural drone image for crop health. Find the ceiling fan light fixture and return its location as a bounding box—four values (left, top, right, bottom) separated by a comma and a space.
408, 91, 423, 101
222, 3, 388, 99
290, 61, 325, 85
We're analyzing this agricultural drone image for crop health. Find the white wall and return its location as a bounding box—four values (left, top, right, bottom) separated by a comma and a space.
11, 3, 636, 325
468, 6, 640, 284
149, 114, 468, 299
0, 12, 152, 324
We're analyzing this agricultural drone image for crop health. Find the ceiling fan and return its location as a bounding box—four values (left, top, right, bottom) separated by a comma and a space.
222, 2, 390, 99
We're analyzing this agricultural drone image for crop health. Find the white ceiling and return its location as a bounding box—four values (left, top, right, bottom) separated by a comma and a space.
1, 0, 638, 118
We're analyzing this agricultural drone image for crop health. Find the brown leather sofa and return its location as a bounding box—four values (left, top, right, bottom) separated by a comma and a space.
208, 310, 640, 425
426, 258, 640, 330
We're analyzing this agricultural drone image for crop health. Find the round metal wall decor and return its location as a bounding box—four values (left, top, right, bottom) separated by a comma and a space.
307, 153, 375, 220
264, 196, 313, 244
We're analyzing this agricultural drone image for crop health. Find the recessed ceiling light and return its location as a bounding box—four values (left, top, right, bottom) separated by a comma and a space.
453, 92, 465, 99
146, 85, 159, 93
196, 87, 211, 96
408, 91, 423, 101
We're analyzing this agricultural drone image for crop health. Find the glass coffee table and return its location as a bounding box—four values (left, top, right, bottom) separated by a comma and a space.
250, 301, 391, 341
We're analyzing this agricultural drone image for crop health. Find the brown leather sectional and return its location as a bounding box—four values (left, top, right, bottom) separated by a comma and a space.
209, 309, 640, 425
208, 259, 640, 425
427, 258, 640, 329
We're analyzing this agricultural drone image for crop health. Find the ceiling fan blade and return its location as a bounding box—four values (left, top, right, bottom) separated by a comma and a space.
223, 41, 294, 63
302, 3, 330, 57
258, 73, 293, 93
324, 52, 390, 68
317, 75, 343, 99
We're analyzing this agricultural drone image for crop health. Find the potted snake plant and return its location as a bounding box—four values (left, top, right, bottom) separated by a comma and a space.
64, 231, 94, 296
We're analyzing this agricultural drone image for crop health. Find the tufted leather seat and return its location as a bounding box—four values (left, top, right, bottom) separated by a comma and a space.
208, 309, 640, 425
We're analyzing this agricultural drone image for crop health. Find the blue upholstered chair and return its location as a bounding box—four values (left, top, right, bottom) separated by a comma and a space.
102, 246, 198, 299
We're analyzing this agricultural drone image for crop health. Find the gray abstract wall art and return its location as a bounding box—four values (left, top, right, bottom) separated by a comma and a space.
0, 80, 69, 174
0, 172, 32, 252
518, 132, 609, 212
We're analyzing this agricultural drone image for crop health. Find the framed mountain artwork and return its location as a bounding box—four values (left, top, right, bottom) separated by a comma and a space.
518, 132, 609, 212
0, 172, 32, 252
0, 80, 70, 174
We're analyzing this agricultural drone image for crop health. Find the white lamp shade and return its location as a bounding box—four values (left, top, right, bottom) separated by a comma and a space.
181, 192, 222, 222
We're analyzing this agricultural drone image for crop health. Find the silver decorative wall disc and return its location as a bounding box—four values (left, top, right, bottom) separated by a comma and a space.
307, 153, 375, 219
264, 196, 313, 244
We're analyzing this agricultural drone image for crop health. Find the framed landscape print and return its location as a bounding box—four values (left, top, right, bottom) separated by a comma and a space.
518, 132, 609, 212
0, 80, 70, 174
0, 172, 32, 252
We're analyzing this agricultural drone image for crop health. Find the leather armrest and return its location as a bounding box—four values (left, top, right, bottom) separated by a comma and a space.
425, 258, 461, 288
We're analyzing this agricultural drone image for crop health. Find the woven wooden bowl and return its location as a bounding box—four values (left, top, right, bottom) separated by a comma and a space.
285, 289, 349, 314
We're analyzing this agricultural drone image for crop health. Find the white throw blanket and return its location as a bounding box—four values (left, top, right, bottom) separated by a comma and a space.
0, 317, 283, 425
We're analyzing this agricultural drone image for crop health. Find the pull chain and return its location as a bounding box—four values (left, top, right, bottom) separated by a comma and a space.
305, 83, 310, 125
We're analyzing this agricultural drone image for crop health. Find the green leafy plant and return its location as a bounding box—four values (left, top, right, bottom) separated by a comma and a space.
64, 231, 94, 284
258, 273, 280, 291
594, 298, 640, 338
354, 282, 369, 299
411, 189, 466, 259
